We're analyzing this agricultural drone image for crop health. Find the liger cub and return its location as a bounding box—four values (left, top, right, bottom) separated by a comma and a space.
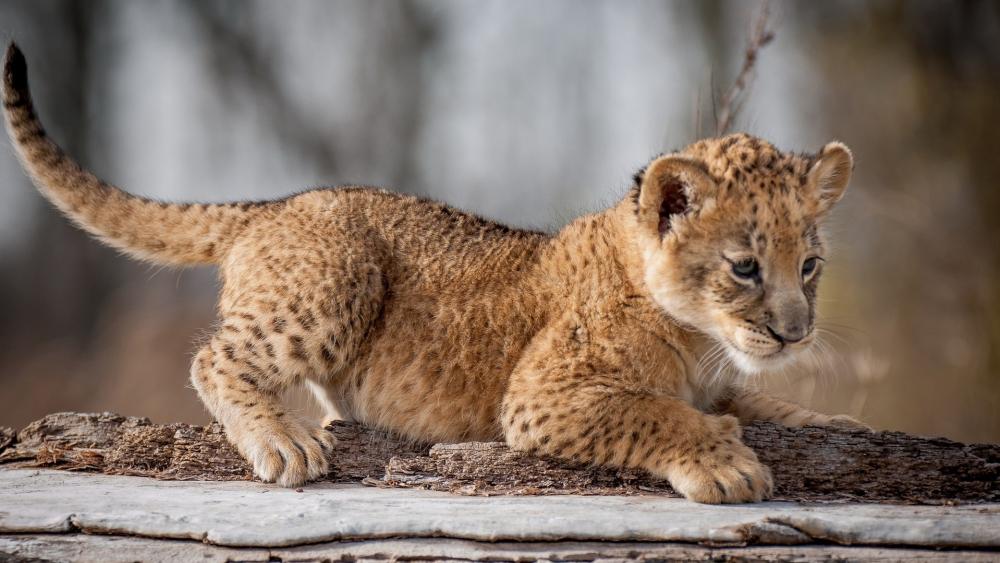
3, 43, 868, 503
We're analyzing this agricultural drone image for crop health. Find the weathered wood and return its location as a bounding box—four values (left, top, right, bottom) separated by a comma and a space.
3, 469, 1000, 549
4, 533, 1000, 563
0, 412, 425, 482
0, 426, 13, 454
1, 411, 998, 504
383, 424, 1000, 503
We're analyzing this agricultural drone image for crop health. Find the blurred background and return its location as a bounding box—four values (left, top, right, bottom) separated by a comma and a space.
0, 0, 997, 443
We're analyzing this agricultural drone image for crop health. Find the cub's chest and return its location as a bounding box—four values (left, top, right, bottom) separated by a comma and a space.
679, 336, 735, 412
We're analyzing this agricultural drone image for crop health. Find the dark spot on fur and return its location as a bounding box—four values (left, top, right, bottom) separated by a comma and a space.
320, 344, 336, 364
238, 372, 259, 389
296, 310, 317, 331
289, 335, 308, 361
715, 480, 726, 497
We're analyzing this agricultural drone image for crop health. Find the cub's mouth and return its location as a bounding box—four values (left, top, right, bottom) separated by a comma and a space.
727, 345, 795, 375
723, 327, 815, 375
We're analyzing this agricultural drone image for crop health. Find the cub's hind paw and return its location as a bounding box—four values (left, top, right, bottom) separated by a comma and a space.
231, 417, 336, 487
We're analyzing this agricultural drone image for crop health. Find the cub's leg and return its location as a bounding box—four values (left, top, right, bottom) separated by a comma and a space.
191, 231, 384, 487
191, 339, 335, 486
502, 324, 772, 504
718, 389, 871, 430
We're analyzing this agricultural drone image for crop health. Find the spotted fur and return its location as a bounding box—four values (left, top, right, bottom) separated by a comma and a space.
3, 43, 866, 502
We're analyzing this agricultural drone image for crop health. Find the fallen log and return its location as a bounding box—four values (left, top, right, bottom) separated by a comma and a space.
1, 412, 997, 504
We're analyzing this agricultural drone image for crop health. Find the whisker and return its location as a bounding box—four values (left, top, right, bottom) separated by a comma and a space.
815, 326, 854, 348
696, 342, 729, 385
816, 320, 872, 339
696, 345, 726, 375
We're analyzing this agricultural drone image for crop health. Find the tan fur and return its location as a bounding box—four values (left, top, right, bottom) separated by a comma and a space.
3, 44, 867, 503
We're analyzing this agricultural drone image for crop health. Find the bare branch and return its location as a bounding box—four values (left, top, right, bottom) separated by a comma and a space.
715, 0, 775, 136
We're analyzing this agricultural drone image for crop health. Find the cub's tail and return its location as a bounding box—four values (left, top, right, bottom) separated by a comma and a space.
2, 43, 277, 266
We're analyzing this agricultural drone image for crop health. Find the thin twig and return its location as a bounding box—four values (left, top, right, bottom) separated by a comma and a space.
715, 0, 775, 136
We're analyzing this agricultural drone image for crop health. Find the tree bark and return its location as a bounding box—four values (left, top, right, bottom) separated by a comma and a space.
1, 412, 997, 504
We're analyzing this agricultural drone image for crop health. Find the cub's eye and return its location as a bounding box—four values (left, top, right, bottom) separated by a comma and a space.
802, 257, 819, 277
731, 258, 759, 279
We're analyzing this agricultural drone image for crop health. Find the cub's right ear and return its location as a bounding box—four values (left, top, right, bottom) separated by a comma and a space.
635, 155, 717, 236
808, 141, 854, 216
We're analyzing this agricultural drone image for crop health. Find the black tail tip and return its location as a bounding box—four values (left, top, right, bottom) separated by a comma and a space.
3, 42, 27, 93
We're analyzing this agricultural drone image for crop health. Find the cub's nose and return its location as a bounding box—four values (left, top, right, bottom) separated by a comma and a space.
766, 323, 808, 344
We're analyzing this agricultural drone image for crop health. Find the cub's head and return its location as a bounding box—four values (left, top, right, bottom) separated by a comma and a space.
629, 134, 853, 374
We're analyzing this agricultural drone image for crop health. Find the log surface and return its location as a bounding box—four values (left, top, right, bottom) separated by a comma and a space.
3, 468, 999, 549
1, 411, 998, 504
4, 533, 1000, 563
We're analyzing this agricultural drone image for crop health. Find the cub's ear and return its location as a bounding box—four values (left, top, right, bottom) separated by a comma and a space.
808, 141, 854, 215
636, 154, 717, 236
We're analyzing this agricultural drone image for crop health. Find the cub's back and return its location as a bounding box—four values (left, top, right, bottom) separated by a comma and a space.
287, 187, 552, 294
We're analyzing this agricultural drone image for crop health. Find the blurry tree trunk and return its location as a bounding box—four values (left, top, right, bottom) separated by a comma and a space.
3, 1, 118, 346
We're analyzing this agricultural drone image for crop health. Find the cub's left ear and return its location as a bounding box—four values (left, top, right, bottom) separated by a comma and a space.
808, 141, 854, 215
636, 154, 717, 237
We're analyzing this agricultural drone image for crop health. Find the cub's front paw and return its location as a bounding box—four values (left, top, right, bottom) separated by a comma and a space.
668, 415, 773, 504
228, 415, 336, 487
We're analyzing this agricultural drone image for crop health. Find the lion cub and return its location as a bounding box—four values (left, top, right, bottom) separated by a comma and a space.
3, 43, 867, 503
